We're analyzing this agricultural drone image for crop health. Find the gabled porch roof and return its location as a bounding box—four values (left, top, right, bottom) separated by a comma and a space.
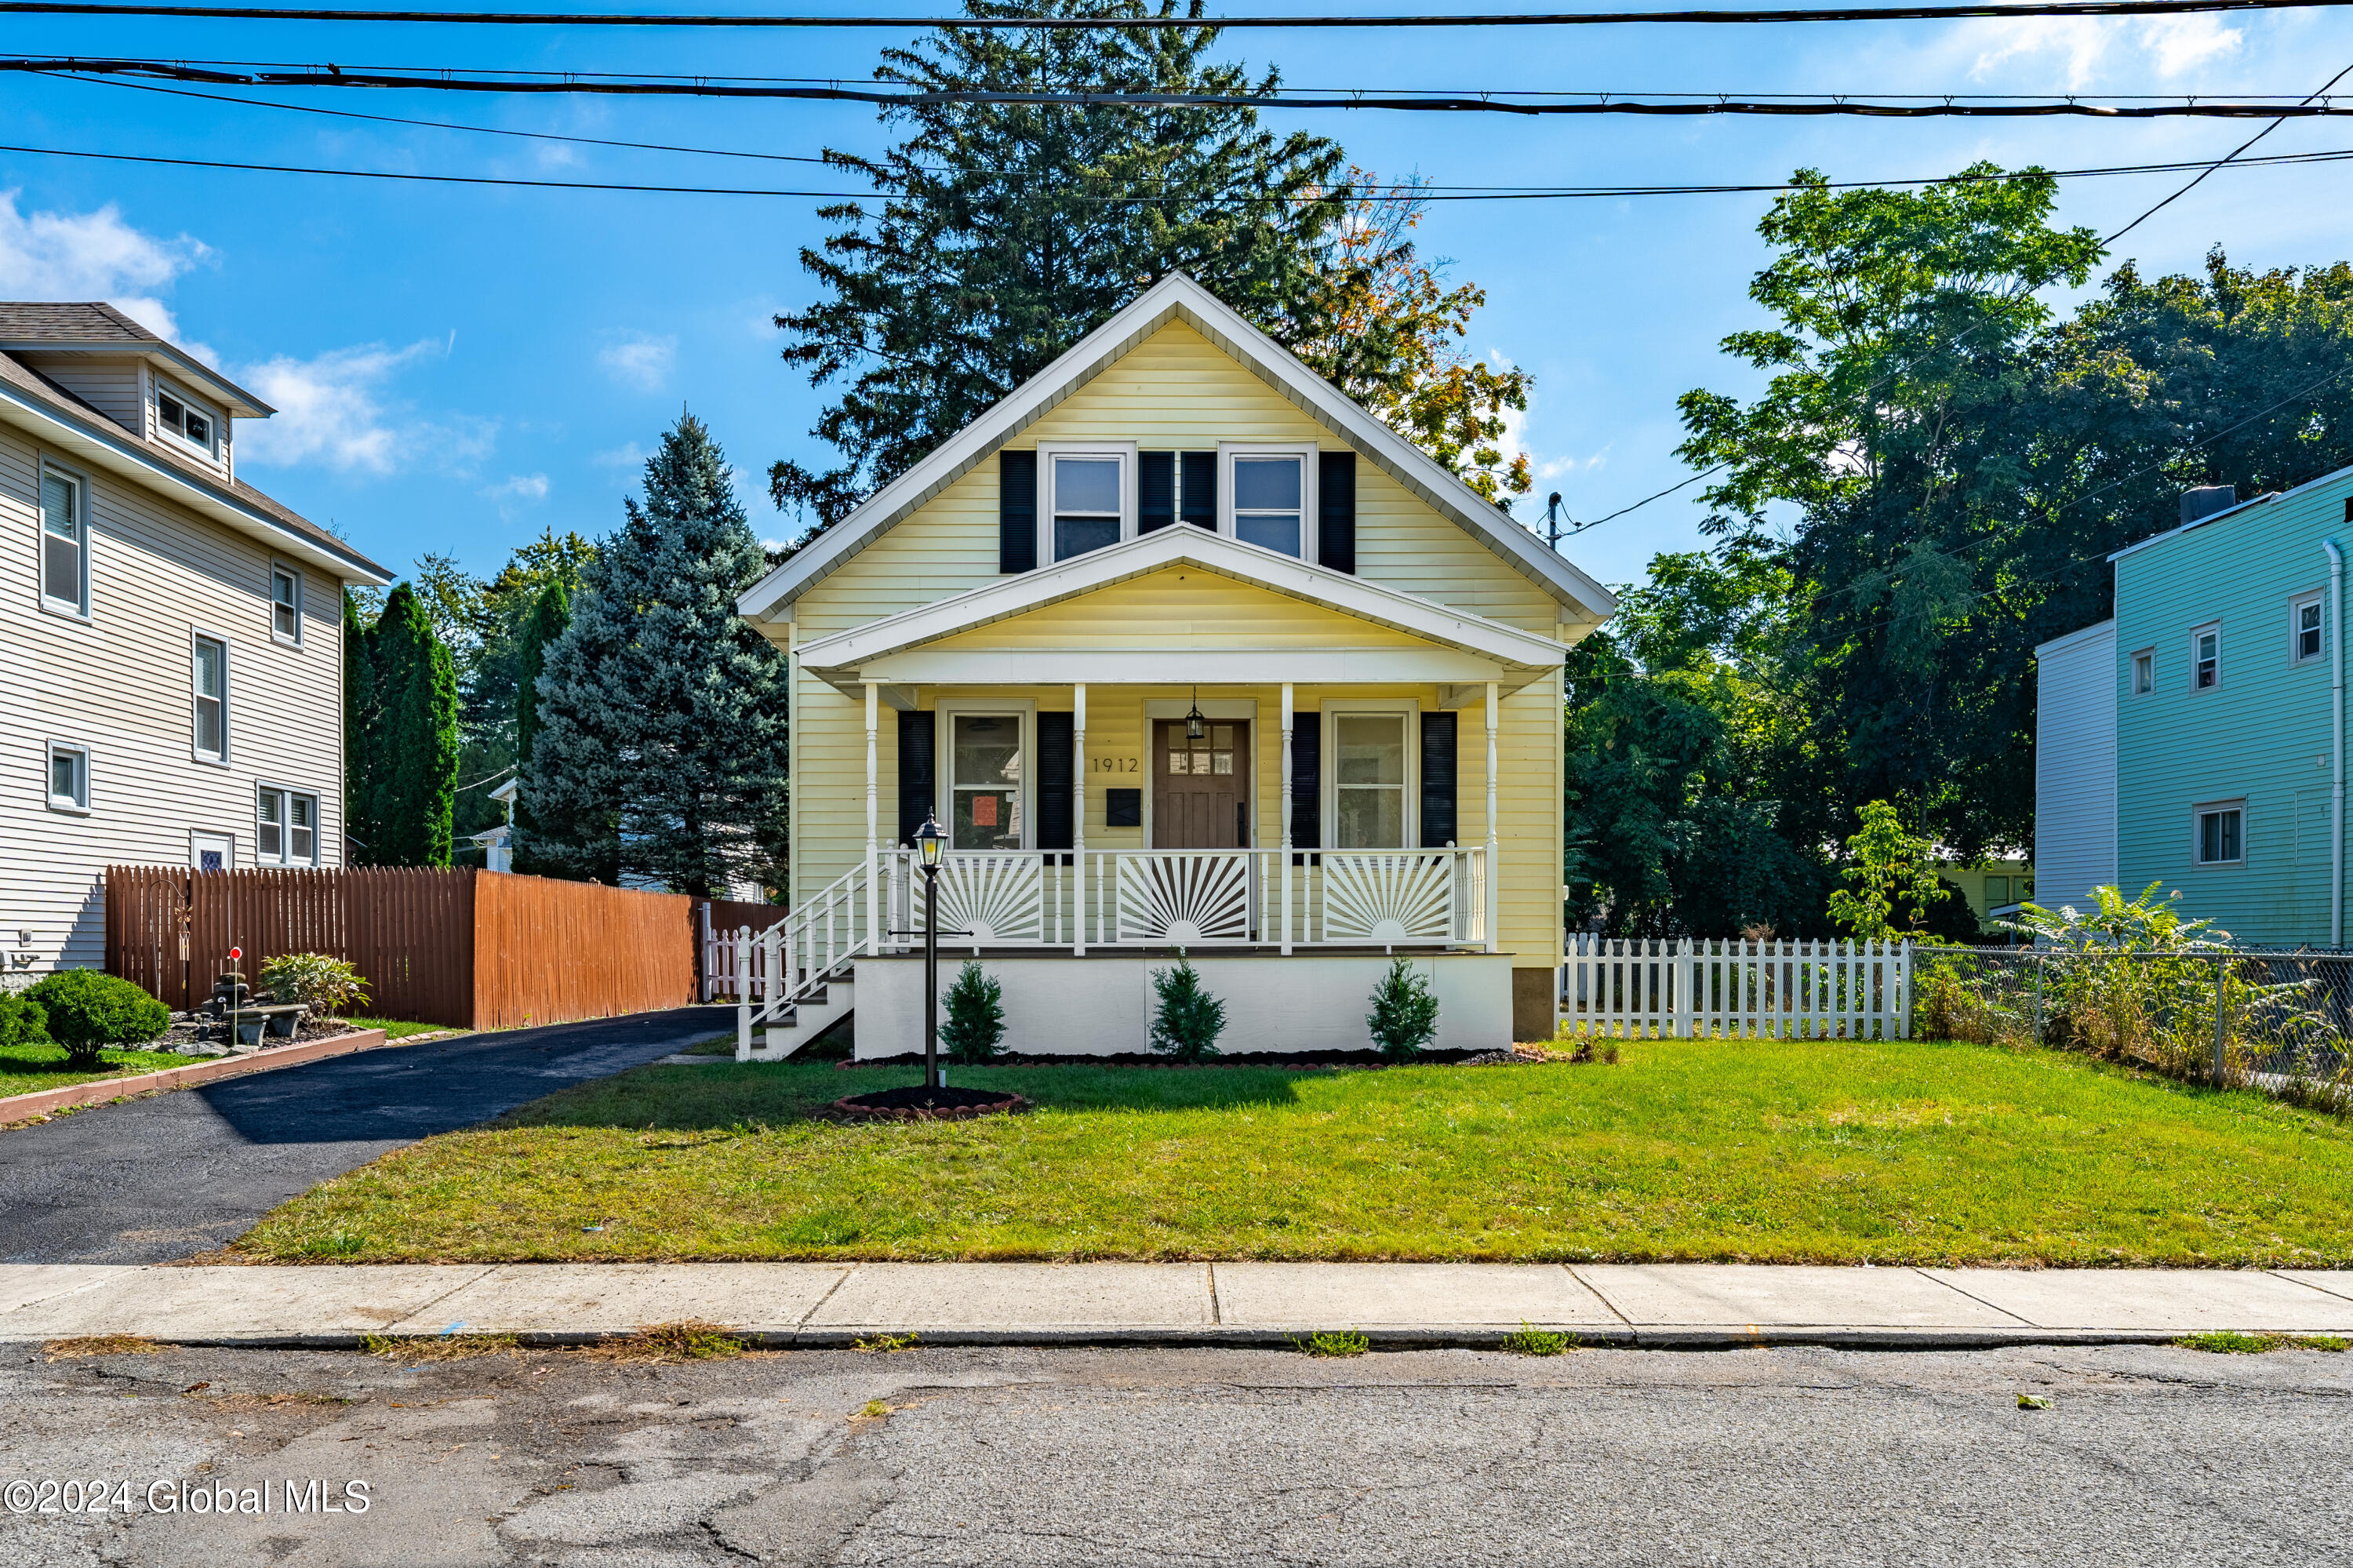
792, 525, 1569, 697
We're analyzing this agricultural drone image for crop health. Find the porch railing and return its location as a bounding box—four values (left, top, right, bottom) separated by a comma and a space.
879, 846, 1489, 953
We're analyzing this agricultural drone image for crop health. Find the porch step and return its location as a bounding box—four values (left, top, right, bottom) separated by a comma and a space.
739, 977, 853, 1062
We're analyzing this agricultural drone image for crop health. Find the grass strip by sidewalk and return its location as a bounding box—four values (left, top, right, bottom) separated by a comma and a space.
236, 1037, 2353, 1268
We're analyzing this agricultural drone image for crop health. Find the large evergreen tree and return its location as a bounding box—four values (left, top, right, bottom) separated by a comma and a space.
528, 415, 790, 897
770, 0, 1366, 528
364, 584, 460, 868
509, 578, 571, 879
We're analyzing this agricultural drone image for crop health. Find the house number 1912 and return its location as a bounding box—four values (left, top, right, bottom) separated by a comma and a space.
1089, 757, 1139, 773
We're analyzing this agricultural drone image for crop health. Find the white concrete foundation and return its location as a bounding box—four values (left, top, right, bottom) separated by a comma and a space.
852, 951, 1514, 1057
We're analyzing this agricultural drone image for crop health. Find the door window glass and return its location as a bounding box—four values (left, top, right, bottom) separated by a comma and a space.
1232, 456, 1303, 556
1167, 722, 1235, 777
1333, 714, 1406, 848
951, 715, 1023, 849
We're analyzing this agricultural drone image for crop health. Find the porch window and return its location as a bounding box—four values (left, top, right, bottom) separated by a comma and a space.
1333, 713, 1407, 848
1051, 453, 1124, 562
951, 714, 1024, 850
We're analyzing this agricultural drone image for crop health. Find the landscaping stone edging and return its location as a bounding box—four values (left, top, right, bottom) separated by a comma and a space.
0, 1028, 393, 1127
827, 1091, 1031, 1123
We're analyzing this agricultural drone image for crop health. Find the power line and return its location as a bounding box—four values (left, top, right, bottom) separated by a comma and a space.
64, 74, 2353, 191
4, 0, 2351, 27
24, 58, 2353, 115
2104, 58, 2353, 242
20, 127, 2353, 198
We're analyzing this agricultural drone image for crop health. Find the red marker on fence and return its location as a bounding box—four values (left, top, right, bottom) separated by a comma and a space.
228, 947, 242, 963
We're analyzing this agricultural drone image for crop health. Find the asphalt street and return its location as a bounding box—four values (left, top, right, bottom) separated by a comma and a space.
0, 1340, 2345, 1566
0, 1007, 733, 1265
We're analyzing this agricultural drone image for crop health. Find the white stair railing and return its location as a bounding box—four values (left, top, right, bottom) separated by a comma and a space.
736, 856, 876, 1051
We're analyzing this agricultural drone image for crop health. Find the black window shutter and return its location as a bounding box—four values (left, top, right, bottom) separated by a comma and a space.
896, 710, 935, 845
1318, 449, 1357, 573
1036, 711, 1075, 850
1290, 716, 1321, 850
1139, 451, 1175, 533
1420, 711, 1458, 847
999, 449, 1037, 573
1180, 450, 1217, 529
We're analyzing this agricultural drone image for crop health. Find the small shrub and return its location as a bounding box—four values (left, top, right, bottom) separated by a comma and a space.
1500, 1323, 1577, 1356
1147, 953, 1226, 1062
0, 988, 47, 1049
1366, 957, 1439, 1061
1294, 1330, 1369, 1358
939, 960, 1006, 1064
25, 970, 169, 1068
258, 951, 370, 1016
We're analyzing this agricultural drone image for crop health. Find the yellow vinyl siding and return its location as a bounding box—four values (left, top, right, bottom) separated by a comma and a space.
789, 318, 1570, 967
920, 569, 1440, 653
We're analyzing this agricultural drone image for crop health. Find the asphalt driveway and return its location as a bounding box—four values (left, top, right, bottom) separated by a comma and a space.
0, 1006, 732, 1266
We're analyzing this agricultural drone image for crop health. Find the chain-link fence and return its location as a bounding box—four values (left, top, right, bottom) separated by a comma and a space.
1915, 945, 2353, 1108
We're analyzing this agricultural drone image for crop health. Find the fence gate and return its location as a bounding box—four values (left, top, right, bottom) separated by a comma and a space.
1561, 936, 1912, 1039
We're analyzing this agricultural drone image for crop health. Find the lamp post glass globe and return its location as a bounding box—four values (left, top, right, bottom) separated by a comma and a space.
916, 812, 947, 870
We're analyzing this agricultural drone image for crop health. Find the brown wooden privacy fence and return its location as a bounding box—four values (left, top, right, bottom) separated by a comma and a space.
105, 867, 695, 1028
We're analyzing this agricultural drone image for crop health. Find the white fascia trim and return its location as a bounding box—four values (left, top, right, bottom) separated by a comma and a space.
738, 271, 1617, 624
0, 381, 389, 585
2101, 466, 2353, 565
2033, 617, 2116, 660
793, 525, 1571, 671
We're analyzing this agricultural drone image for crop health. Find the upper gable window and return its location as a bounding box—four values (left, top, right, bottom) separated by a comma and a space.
1039, 443, 1136, 564
1220, 446, 1318, 559
156, 381, 216, 457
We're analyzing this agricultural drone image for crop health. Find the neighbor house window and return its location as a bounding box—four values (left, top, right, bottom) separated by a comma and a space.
2131, 649, 2154, 695
2191, 624, 2220, 690
950, 714, 1023, 850
1985, 875, 2011, 905
256, 786, 319, 866
40, 466, 87, 614
191, 634, 228, 762
156, 383, 214, 455
1332, 711, 1409, 849
270, 563, 302, 644
1221, 447, 1315, 558
1040, 446, 1133, 563
47, 741, 89, 811
2195, 802, 2245, 866
2293, 592, 2325, 665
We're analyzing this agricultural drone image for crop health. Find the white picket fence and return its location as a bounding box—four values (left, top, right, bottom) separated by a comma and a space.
1560, 937, 1913, 1039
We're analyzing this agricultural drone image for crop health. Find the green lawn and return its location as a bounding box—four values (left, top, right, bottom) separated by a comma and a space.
0, 1042, 197, 1103
344, 1017, 456, 1041
235, 1038, 2353, 1268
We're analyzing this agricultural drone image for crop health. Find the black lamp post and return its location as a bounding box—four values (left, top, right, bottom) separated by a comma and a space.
915, 812, 948, 1092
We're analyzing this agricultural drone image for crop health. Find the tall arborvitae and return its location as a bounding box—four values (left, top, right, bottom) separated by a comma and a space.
509, 579, 572, 878
529, 414, 788, 896
341, 588, 380, 864
366, 584, 460, 868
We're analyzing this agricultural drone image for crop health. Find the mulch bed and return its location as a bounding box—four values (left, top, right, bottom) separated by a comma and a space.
830, 1085, 1030, 1122
842, 1048, 1549, 1071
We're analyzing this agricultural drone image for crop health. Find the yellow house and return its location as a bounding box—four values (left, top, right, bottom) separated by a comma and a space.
734, 275, 1615, 1056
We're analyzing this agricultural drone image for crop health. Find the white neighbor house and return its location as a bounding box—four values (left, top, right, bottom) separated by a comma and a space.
0, 303, 391, 980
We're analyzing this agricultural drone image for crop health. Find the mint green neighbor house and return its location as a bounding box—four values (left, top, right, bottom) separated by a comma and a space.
2037, 474, 2353, 948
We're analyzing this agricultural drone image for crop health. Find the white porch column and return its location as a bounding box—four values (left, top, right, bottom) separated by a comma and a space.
1073, 682, 1087, 956
864, 682, 880, 959
1485, 680, 1500, 955
1280, 682, 1293, 955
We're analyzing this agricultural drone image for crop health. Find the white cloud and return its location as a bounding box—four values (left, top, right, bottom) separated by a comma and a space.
1962, 16, 2241, 88
593, 441, 649, 470
0, 189, 209, 343
481, 472, 550, 519
235, 340, 494, 477
596, 331, 675, 392
2142, 16, 2243, 76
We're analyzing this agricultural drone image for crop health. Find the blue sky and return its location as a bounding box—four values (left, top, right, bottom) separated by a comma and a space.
4, 8, 2351, 592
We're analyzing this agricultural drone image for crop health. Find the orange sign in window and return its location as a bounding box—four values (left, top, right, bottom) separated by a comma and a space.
972, 794, 999, 828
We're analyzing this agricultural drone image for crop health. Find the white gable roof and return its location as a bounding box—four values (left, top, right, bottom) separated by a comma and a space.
740, 271, 1616, 626
795, 524, 1569, 696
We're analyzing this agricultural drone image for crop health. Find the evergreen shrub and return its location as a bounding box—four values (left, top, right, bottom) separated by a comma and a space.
1147, 955, 1226, 1062
940, 960, 1006, 1064
25, 971, 169, 1067
1366, 957, 1440, 1061
0, 988, 47, 1050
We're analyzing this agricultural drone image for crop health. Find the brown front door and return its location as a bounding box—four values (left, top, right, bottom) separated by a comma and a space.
1154, 719, 1249, 848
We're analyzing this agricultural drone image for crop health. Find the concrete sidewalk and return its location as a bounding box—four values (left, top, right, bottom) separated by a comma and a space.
3, 1261, 2351, 1349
